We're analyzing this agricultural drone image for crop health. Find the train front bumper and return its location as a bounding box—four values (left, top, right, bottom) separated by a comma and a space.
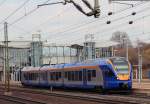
104, 80, 132, 90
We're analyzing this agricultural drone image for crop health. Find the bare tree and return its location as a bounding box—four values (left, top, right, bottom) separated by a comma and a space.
110, 31, 132, 48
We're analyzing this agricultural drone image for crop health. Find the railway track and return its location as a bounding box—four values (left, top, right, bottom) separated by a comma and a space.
6, 84, 150, 99
0, 86, 149, 104
0, 94, 45, 104
0, 86, 150, 104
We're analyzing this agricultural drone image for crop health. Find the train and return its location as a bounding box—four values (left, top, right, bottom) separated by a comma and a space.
21, 57, 132, 91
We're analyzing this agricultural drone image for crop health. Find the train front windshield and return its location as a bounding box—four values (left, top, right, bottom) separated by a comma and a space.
110, 58, 129, 74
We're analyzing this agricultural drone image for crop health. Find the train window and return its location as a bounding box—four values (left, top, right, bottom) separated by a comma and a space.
31, 73, 32, 80
28, 73, 30, 80
56, 72, 59, 80
36, 73, 39, 79
34, 73, 36, 80
49, 72, 52, 80
33, 73, 35, 80
79, 71, 82, 81
75, 71, 79, 81
70, 71, 72, 81
32, 73, 33, 80
59, 72, 61, 78
65, 72, 68, 78
88, 70, 92, 81
24, 73, 28, 80
52, 72, 54, 81
32, 73, 34, 80
50, 72, 53, 80
26, 73, 29, 80
31, 73, 33, 80
28, 74, 29, 80
41, 72, 47, 80
64, 71, 82, 81
68, 71, 71, 81
29, 73, 30, 80
45, 72, 47, 80
50, 72, 54, 81
72, 71, 75, 81
92, 70, 96, 77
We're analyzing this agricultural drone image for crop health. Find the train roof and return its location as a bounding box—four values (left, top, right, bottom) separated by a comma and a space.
22, 67, 40, 72
22, 57, 126, 71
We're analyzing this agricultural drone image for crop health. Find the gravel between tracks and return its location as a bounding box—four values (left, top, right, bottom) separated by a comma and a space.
0, 85, 150, 104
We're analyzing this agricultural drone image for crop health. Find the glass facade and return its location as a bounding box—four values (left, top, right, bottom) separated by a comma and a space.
42, 46, 78, 64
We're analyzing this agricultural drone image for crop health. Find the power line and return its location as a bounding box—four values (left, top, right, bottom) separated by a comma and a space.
27, 6, 71, 34
50, 12, 150, 44
9, 0, 52, 26
62, 31, 150, 46
45, 3, 150, 40
0, 0, 31, 25
45, 2, 149, 38
0, 0, 52, 32
9, 6, 70, 36
2, 0, 146, 38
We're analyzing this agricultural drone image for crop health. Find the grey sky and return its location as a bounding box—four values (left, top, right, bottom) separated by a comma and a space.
0, 0, 150, 46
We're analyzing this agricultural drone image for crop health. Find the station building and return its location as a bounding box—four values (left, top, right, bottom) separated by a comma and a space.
0, 39, 121, 82
0, 44, 30, 81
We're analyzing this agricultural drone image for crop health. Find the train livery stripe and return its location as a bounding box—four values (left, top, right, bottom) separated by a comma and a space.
64, 65, 99, 70
25, 66, 100, 72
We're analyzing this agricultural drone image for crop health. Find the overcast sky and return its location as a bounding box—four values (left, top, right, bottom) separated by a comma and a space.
0, 0, 150, 46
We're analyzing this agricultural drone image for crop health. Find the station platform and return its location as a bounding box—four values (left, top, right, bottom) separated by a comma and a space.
0, 81, 21, 86
133, 79, 150, 89
132, 79, 150, 94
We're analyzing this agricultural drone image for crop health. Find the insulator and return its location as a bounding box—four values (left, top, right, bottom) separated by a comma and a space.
132, 12, 136, 15
108, 12, 113, 16
106, 21, 111, 24
129, 21, 133, 24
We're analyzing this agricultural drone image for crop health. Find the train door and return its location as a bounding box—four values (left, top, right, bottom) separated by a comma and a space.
39, 71, 48, 87
83, 69, 87, 87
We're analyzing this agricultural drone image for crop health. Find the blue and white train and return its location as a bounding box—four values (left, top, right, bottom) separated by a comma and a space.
21, 57, 132, 91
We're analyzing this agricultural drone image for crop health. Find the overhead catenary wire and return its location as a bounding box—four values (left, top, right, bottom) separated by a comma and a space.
11, 1, 146, 38
44, 2, 150, 40
44, 1, 149, 38
9, 6, 71, 35
49, 11, 150, 44
6, 0, 147, 38
0, 0, 52, 32
58, 30, 150, 46
0, 0, 148, 44
0, 0, 31, 25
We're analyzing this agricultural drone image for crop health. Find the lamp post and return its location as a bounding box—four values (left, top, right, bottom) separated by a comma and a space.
4, 22, 11, 95
138, 43, 142, 84
124, 38, 129, 61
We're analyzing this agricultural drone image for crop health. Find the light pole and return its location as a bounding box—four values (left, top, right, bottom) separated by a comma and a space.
4, 22, 11, 95
125, 38, 129, 61
138, 43, 142, 84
